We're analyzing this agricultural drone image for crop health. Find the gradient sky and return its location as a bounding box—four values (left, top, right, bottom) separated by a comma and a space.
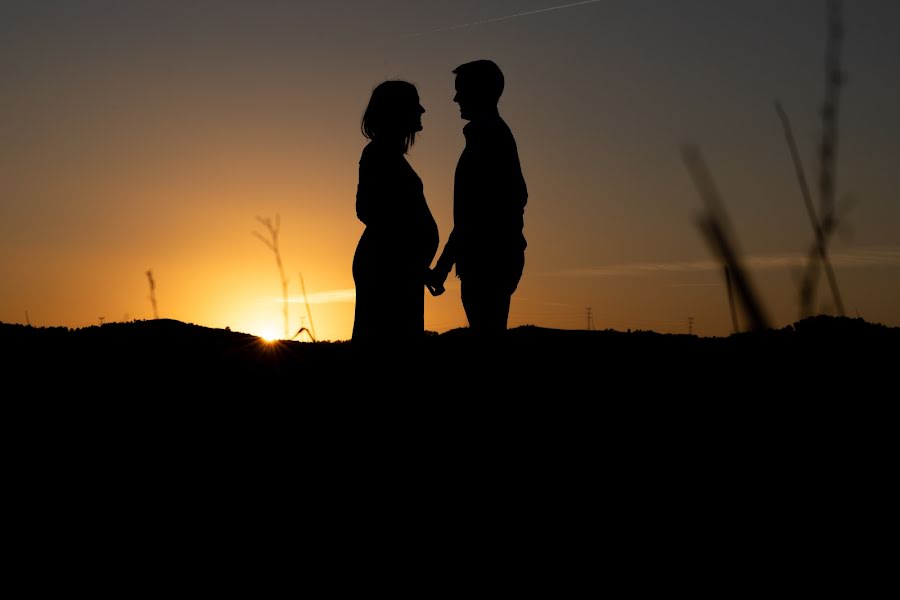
2, 0, 899, 340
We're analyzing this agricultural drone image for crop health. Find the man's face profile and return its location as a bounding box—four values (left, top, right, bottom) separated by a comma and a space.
453, 75, 472, 121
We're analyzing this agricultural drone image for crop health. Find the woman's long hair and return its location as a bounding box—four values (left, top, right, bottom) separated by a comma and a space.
361, 80, 419, 153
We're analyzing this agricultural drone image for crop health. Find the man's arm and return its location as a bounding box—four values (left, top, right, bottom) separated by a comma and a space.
429, 230, 459, 292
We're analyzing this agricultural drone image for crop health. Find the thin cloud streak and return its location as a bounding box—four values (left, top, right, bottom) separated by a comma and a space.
406, 0, 604, 37
553, 248, 900, 278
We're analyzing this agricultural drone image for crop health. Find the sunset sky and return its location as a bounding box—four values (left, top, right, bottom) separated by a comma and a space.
2, 0, 898, 340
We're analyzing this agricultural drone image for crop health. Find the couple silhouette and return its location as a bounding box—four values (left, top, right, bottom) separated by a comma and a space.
351, 59, 528, 348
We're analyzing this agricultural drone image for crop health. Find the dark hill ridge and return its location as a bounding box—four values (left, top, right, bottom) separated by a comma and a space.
1, 315, 896, 394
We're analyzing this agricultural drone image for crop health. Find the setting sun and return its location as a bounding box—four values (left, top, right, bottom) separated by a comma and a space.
258, 327, 280, 343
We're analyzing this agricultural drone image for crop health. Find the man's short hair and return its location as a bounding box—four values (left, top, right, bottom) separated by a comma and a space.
453, 59, 504, 104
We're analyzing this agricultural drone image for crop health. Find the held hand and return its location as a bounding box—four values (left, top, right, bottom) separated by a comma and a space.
425, 269, 446, 297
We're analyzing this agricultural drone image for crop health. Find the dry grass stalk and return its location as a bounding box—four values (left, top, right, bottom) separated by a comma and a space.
794, 0, 847, 317
253, 214, 290, 340
683, 145, 771, 332
146, 269, 159, 320
298, 272, 316, 342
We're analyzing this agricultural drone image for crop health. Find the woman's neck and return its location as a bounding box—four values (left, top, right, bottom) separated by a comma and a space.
375, 136, 407, 154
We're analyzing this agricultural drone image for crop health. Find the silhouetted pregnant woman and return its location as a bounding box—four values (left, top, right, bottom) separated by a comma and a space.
352, 80, 439, 347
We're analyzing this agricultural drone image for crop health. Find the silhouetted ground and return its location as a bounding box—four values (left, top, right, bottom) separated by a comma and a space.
2, 315, 896, 398
4, 315, 892, 541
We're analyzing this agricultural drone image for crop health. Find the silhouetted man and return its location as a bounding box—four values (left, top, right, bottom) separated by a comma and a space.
429, 59, 527, 335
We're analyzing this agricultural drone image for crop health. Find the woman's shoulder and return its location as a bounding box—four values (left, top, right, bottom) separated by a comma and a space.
359, 141, 377, 162
360, 139, 393, 159
360, 140, 405, 173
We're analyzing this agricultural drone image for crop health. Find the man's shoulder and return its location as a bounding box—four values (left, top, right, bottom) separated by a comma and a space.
465, 117, 517, 147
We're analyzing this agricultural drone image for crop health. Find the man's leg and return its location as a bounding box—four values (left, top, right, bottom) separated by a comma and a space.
461, 278, 511, 335
461, 254, 524, 334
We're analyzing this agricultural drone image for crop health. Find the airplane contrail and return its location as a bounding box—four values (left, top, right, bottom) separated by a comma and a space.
406, 0, 605, 38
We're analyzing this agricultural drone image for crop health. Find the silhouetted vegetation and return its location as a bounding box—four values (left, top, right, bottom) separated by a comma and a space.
253, 214, 291, 340
684, 145, 771, 333
146, 269, 159, 320
686, 0, 859, 329
777, 0, 851, 319
295, 272, 317, 342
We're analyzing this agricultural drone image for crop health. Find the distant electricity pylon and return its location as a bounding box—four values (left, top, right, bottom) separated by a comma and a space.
586, 307, 596, 331
146, 269, 159, 320
688, 316, 694, 335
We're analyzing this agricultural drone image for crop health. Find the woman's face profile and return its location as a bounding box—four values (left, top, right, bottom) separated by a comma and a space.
407, 92, 425, 133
